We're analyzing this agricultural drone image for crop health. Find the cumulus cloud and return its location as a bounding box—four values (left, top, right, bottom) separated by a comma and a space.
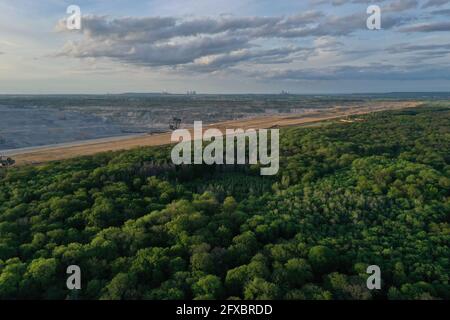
181, 46, 312, 73
56, 10, 414, 71
52, 3, 449, 84
56, 13, 328, 69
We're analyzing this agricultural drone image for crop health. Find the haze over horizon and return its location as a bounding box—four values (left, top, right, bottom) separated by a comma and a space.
1, 0, 450, 94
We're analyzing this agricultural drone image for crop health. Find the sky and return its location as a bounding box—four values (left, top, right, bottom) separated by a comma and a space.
0, 0, 449, 94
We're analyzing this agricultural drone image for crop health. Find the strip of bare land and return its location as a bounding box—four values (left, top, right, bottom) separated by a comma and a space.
8, 101, 421, 166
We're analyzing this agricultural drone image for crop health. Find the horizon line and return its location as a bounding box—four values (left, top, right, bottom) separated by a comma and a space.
0, 91, 450, 96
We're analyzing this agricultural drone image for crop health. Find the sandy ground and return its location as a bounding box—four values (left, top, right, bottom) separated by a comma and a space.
8, 101, 421, 166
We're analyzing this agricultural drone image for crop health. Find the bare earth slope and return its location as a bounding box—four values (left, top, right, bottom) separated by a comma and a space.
10, 101, 420, 166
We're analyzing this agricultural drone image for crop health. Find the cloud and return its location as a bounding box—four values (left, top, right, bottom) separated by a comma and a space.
384, 0, 419, 13
310, 0, 386, 6
56, 10, 417, 72
431, 8, 450, 15
182, 46, 312, 73
56, 13, 329, 68
386, 43, 450, 63
56, 12, 322, 43
387, 43, 450, 53
58, 34, 252, 67
317, 0, 419, 13
51, 4, 448, 85
256, 64, 450, 81
422, 0, 450, 8
313, 0, 447, 11
400, 21, 450, 32
310, 0, 402, 7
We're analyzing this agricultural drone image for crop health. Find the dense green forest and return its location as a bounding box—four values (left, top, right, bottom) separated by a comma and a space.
0, 105, 449, 300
